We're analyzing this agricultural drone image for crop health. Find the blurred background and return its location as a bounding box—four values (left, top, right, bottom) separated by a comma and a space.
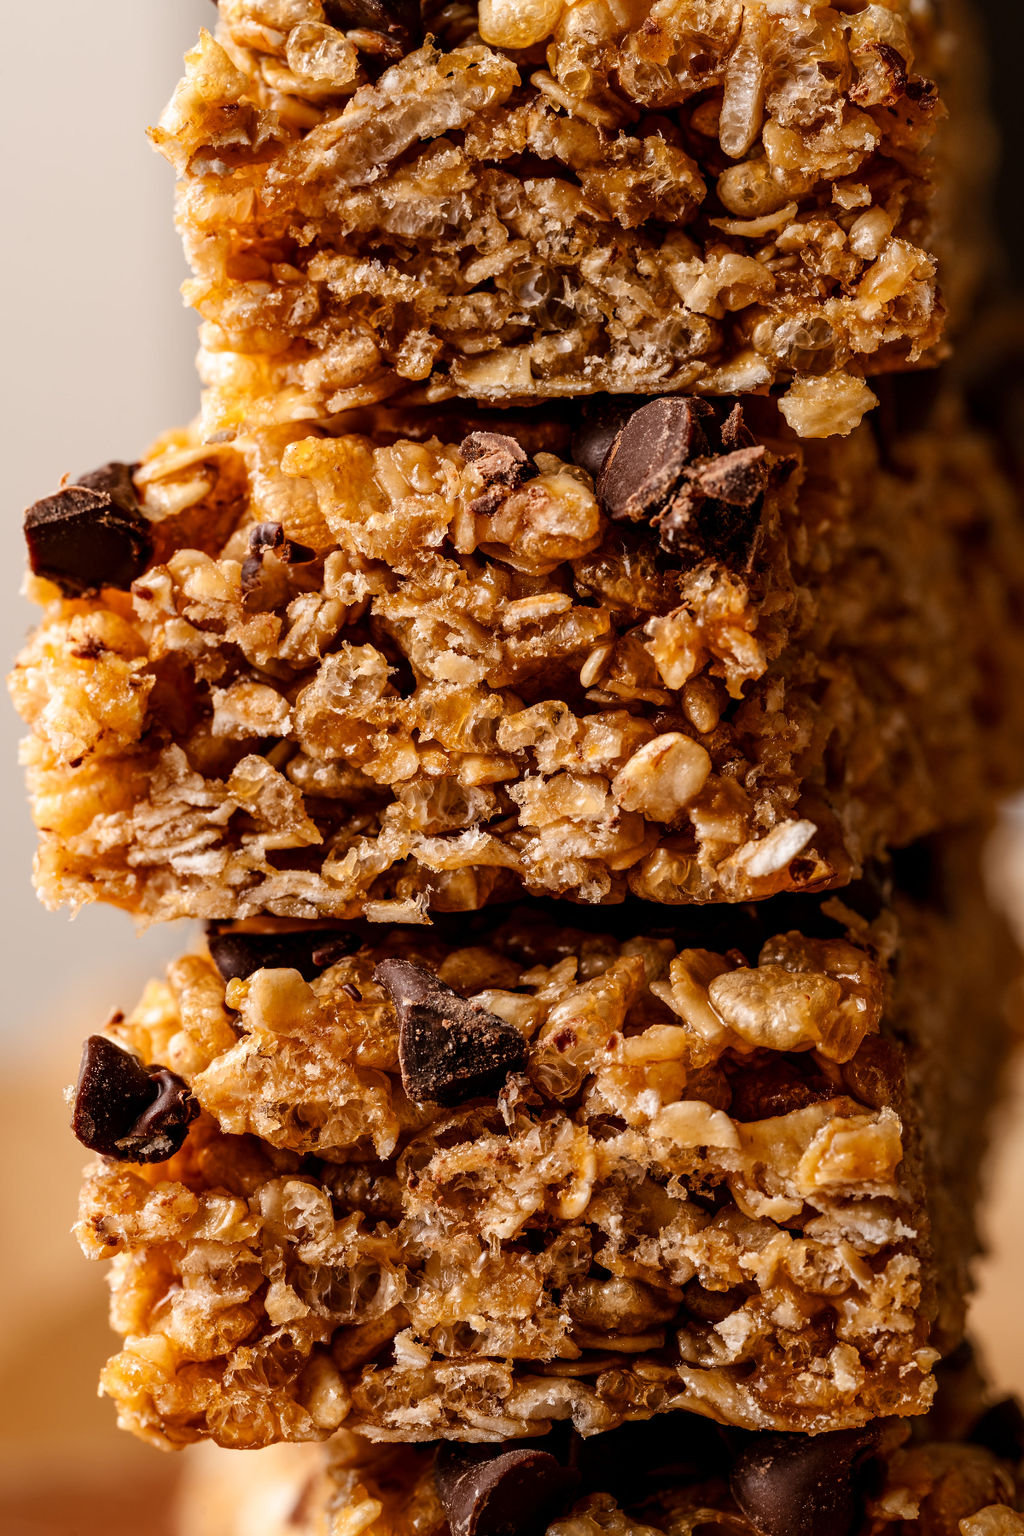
0, 2, 1021, 1532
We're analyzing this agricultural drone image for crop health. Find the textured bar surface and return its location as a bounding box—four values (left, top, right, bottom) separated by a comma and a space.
11, 393, 1024, 923
74, 845, 1016, 1448
157, 0, 953, 438
176, 1369, 1024, 1536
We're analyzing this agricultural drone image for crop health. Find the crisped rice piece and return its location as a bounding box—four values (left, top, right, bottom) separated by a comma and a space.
177, 1359, 1024, 1536
11, 390, 1024, 923
156, 0, 956, 439
73, 845, 1018, 1448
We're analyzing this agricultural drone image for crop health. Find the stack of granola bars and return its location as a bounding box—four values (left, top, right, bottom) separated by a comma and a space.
10, 3, 1024, 1534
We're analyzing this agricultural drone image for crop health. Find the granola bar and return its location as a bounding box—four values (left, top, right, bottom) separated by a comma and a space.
156, 0, 955, 439
177, 1365, 1024, 1536
11, 390, 1024, 923
72, 844, 1017, 1448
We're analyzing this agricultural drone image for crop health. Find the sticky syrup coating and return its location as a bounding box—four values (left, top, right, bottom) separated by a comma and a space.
156, 0, 956, 438
74, 861, 1016, 1450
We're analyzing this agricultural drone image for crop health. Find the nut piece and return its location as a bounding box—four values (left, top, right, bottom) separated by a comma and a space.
434, 1445, 576, 1536
612, 733, 712, 821
460, 430, 533, 515
374, 958, 527, 1105
72, 1035, 198, 1163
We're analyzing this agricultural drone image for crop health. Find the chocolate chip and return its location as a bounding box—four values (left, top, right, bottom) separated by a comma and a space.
970, 1398, 1024, 1463
24, 462, 153, 596
374, 959, 527, 1105
207, 928, 360, 983
654, 444, 767, 566
570, 397, 645, 479
594, 399, 770, 568
322, 0, 422, 51
597, 397, 713, 523
730, 1429, 880, 1536
435, 1445, 576, 1536
240, 521, 317, 594
72, 1036, 198, 1164
460, 431, 534, 516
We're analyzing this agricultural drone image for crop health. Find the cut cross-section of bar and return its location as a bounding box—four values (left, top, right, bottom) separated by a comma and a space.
155, 0, 956, 438
176, 1360, 1024, 1536
10, 391, 1024, 923
73, 841, 1017, 1448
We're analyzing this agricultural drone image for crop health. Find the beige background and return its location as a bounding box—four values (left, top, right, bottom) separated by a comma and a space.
0, 4, 209, 1529
0, 4, 1020, 1531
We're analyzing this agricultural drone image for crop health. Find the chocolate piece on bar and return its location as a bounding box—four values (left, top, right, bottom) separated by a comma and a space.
655, 443, 768, 568
322, 0, 422, 51
729, 1430, 881, 1536
240, 521, 317, 594
571, 397, 646, 479
72, 1035, 197, 1164
460, 431, 534, 515
24, 463, 152, 596
435, 1446, 576, 1536
597, 398, 713, 524
375, 958, 527, 1105
207, 928, 360, 983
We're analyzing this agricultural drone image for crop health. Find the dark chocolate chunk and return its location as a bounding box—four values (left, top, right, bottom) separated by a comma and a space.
75, 461, 141, 504
322, 0, 422, 51
729, 1429, 880, 1536
435, 1445, 576, 1536
594, 398, 770, 568
970, 1398, 1024, 1463
597, 397, 713, 524
72, 1035, 198, 1164
24, 462, 153, 596
460, 432, 529, 474
691, 444, 767, 507
655, 444, 767, 567
240, 520, 317, 593
460, 431, 534, 515
570, 397, 644, 479
374, 958, 527, 1105
207, 928, 360, 983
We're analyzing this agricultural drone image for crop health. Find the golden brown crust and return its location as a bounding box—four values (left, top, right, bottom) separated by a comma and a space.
155, 0, 954, 437
177, 1419, 1024, 1536
10, 394, 1024, 923
72, 852, 1016, 1449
